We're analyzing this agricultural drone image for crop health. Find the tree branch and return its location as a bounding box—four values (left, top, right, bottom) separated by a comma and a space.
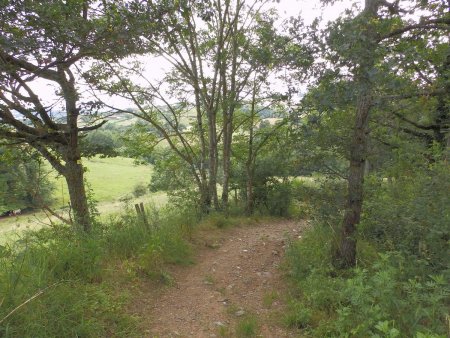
380, 18, 450, 41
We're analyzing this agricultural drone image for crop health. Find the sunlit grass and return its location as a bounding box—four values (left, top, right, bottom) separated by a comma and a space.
0, 156, 166, 242
51, 156, 154, 206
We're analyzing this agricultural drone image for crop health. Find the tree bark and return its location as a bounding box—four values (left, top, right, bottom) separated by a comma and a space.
245, 165, 255, 215
245, 79, 257, 215
222, 113, 233, 210
335, 94, 372, 268
65, 157, 91, 231
208, 110, 220, 211
334, 0, 378, 268
61, 65, 92, 231
220, 2, 239, 210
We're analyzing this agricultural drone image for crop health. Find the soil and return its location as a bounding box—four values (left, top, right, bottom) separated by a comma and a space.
129, 219, 308, 337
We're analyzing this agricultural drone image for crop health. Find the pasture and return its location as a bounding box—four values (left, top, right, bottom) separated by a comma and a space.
0, 156, 165, 242
51, 156, 154, 205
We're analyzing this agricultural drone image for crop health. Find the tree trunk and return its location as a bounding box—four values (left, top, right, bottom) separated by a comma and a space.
220, 2, 240, 210
245, 165, 255, 215
65, 157, 91, 232
221, 114, 233, 210
62, 68, 92, 231
333, 0, 378, 268
335, 94, 372, 268
208, 111, 219, 211
245, 79, 257, 215
199, 180, 211, 214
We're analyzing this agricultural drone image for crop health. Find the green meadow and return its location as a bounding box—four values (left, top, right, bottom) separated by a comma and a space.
52, 156, 153, 206
0, 156, 166, 241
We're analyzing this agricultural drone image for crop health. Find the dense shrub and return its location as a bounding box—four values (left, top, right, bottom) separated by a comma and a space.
290, 177, 347, 222
285, 226, 449, 336
132, 183, 148, 198
361, 163, 450, 271
254, 180, 293, 216
285, 163, 449, 337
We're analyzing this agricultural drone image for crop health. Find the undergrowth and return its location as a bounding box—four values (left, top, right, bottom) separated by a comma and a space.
284, 163, 449, 337
0, 205, 195, 337
0, 202, 266, 337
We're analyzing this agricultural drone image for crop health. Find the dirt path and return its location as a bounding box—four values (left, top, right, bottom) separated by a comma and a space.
130, 220, 307, 337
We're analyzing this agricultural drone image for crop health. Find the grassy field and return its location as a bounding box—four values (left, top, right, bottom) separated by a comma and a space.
52, 156, 154, 206
0, 156, 166, 242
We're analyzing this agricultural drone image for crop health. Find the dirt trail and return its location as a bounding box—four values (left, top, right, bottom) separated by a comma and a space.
130, 220, 307, 337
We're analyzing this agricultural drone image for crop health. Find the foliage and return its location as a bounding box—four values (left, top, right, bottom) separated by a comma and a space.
81, 129, 122, 158
231, 121, 298, 216
284, 161, 449, 337
0, 147, 54, 211
132, 183, 148, 198
0, 206, 195, 337
361, 161, 450, 272
286, 230, 449, 336
148, 148, 204, 212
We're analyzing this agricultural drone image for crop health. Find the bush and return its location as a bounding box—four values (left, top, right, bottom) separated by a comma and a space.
132, 183, 148, 197
361, 163, 450, 271
290, 177, 347, 223
285, 224, 449, 336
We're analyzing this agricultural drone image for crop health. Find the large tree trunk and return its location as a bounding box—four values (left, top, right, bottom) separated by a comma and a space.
62, 67, 92, 231
65, 157, 91, 232
335, 94, 372, 268
333, 0, 378, 268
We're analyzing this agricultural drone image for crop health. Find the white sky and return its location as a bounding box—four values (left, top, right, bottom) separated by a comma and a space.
32, 0, 362, 110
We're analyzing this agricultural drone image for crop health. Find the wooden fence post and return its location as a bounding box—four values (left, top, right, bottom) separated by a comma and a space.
135, 203, 149, 229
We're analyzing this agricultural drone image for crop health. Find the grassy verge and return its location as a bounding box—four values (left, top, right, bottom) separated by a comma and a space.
0, 192, 168, 244
0, 203, 269, 337
0, 206, 193, 337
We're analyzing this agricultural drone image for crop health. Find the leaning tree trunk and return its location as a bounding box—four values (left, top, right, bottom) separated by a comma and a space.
333, 0, 378, 268
335, 93, 372, 268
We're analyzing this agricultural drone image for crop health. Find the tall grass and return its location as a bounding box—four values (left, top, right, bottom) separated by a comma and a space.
0, 205, 194, 337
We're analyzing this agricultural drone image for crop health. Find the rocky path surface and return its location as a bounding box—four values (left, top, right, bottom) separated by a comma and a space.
131, 220, 307, 337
